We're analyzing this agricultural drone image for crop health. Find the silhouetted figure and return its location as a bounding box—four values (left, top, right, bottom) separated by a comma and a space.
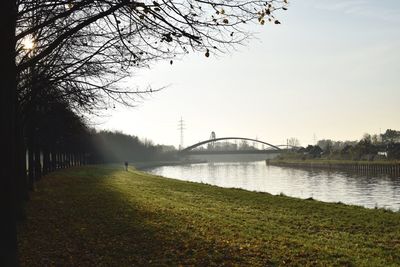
124, 161, 128, 171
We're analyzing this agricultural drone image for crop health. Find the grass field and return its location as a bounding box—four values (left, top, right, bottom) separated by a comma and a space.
18, 165, 400, 266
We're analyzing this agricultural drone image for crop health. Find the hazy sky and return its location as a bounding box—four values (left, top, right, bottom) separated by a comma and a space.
95, 0, 400, 148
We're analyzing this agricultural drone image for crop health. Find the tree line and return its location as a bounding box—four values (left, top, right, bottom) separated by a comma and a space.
87, 130, 177, 163
295, 129, 400, 160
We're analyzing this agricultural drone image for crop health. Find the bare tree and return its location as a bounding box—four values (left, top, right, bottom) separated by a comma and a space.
16, 0, 287, 110
287, 137, 300, 148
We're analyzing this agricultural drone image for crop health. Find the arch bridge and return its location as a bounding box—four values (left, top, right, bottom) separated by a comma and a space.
180, 137, 282, 155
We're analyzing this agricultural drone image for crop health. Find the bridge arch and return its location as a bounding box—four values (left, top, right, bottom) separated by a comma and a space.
181, 137, 281, 152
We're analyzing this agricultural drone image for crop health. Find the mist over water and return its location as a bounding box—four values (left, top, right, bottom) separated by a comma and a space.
146, 161, 400, 211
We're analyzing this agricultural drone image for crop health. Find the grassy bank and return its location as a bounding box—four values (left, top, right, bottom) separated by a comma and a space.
18, 165, 400, 266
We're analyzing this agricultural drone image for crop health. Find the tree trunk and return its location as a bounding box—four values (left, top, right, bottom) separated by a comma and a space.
43, 148, 49, 175
34, 148, 42, 181
55, 152, 59, 169
0, 0, 18, 265
16, 113, 28, 220
60, 153, 64, 168
28, 139, 35, 191
50, 151, 55, 171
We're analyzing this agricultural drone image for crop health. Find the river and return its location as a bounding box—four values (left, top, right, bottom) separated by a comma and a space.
144, 161, 400, 211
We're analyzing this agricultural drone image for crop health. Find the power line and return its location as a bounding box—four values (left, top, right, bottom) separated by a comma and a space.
178, 117, 186, 150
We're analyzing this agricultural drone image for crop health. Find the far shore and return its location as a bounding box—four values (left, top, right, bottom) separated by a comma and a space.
131, 160, 207, 170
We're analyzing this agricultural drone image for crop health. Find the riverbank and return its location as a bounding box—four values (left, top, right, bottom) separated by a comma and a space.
18, 165, 400, 266
131, 160, 206, 170
269, 158, 400, 175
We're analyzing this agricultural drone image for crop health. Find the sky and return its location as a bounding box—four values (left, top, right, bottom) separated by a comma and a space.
94, 0, 400, 148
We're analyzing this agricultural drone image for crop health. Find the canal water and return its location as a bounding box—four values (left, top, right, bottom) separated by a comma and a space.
145, 161, 400, 211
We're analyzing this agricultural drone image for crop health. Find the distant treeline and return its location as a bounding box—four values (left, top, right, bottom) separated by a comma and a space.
87, 130, 177, 163
289, 129, 400, 161
194, 140, 259, 151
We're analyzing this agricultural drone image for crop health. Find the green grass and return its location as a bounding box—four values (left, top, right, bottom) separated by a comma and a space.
18, 165, 400, 266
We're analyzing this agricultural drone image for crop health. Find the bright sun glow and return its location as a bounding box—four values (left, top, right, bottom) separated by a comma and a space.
22, 36, 35, 51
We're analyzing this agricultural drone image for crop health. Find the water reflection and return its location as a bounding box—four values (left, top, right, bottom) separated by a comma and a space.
145, 161, 400, 210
